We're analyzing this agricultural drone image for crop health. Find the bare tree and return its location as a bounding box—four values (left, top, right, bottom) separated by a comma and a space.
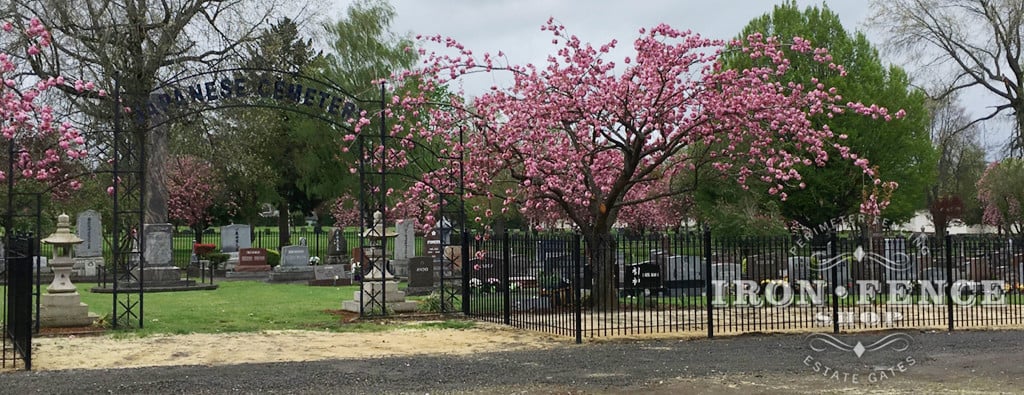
869, 0, 1024, 156
927, 94, 988, 238
2, 0, 315, 223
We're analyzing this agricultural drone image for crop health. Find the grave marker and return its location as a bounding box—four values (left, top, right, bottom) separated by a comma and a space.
406, 256, 435, 295
269, 245, 315, 282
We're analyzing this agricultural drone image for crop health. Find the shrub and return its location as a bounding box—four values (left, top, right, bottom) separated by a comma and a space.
206, 253, 230, 271
266, 249, 281, 268
417, 291, 454, 313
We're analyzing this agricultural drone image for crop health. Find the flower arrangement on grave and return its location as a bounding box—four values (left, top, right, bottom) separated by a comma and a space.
484, 277, 501, 293
309, 256, 321, 265
351, 261, 362, 281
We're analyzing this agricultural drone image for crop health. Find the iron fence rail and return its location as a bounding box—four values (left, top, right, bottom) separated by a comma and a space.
463, 230, 1024, 342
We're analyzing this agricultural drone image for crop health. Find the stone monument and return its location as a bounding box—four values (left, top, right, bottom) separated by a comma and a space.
220, 224, 252, 271
269, 245, 315, 282
326, 227, 349, 266
72, 210, 104, 278
133, 223, 190, 287
392, 219, 416, 278
39, 213, 98, 327
342, 211, 417, 313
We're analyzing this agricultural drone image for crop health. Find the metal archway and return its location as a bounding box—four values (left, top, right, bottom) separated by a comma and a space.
108, 67, 379, 328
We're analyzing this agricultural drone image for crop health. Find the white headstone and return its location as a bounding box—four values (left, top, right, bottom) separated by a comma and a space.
220, 224, 252, 253
394, 219, 416, 261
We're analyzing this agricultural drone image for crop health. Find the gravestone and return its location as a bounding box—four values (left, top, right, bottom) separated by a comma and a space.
406, 256, 435, 295
220, 223, 251, 271
442, 246, 463, 272
226, 248, 270, 280
220, 224, 252, 252
788, 256, 812, 282
33, 256, 48, 274
309, 265, 352, 286
136, 223, 186, 286
73, 210, 103, 277
468, 256, 506, 291
425, 229, 443, 259
663, 255, 703, 294
392, 219, 416, 277
280, 245, 310, 267
326, 227, 349, 265
625, 261, 662, 291
269, 245, 315, 282
710, 263, 742, 285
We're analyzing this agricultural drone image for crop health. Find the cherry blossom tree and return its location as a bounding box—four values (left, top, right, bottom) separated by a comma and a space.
977, 159, 1024, 234
166, 155, 226, 243
330, 193, 361, 228
359, 20, 900, 307
1, 18, 94, 219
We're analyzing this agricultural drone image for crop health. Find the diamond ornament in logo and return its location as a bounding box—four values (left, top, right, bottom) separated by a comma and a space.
853, 246, 866, 262
853, 342, 866, 358
807, 333, 914, 359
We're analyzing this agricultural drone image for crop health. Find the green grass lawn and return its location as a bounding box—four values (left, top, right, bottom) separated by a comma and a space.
45, 281, 469, 337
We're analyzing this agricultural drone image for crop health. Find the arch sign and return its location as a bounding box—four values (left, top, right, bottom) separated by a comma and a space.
145, 70, 366, 124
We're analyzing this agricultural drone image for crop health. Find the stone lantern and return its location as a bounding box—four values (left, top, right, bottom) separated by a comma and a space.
342, 211, 417, 313
40, 213, 98, 327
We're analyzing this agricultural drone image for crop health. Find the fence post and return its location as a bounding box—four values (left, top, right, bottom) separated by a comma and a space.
502, 229, 511, 326
572, 233, 582, 344
703, 226, 713, 339
830, 232, 839, 335
945, 234, 954, 331
461, 231, 471, 315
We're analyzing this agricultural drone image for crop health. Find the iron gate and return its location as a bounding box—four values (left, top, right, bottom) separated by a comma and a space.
2, 235, 34, 370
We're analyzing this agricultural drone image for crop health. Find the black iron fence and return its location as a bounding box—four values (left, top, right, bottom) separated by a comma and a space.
2, 235, 34, 370
463, 230, 1024, 342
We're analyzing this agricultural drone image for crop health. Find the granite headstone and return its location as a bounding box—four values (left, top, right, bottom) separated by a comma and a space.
326, 227, 349, 265
72, 210, 104, 277
406, 256, 435, 295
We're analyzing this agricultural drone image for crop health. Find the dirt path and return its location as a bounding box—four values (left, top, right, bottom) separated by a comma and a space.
26, 322, 570, 371
4, 327, 1024, 394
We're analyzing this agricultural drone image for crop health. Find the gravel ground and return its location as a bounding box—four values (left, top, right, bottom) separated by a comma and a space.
4, 329, 1024, 394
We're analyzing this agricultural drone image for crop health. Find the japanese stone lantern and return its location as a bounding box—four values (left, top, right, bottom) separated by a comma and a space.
40, 212, 97, 327
42, 212, 83, 293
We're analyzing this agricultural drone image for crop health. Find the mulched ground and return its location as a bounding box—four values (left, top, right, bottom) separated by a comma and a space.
37, 325, 106, 338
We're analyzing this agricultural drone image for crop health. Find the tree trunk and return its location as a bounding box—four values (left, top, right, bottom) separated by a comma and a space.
193, 225, 203, 244
931, 209, 948, 241
585, 231, 618, 310
144, 106, 170, 224
277, 201, 291, 248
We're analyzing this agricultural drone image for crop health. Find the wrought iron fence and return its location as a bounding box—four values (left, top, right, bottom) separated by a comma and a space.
2, 235, 34, 370
463, 230, 1024, 342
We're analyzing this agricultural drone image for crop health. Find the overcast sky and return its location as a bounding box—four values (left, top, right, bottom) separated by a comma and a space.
326, 0, 1008, 157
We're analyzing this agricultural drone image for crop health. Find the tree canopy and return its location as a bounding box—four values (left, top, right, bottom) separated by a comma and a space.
716, 1, 935, 229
